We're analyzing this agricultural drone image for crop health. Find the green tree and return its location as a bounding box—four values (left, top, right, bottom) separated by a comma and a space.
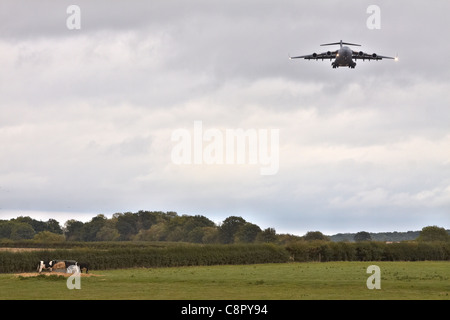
354, 231, 372, 242
96, 224, 120, 241
417, 226, 449, 242
64, 219, 84, 241
12, 216, 45, 233
256, 228, 278, 243
0, 221, 13, 239
10, 222, 35, 240
116, 212, 139, 240
136, 211, 158, 230
218, 216, 247, 244
81, 214, 107, 241
11, 217, 63, 235
304, 231, 329, 241
137, 222, 167, 241
33, 231, 65, 242
45, 219, 63, 234
234, 223, 262, 243
201, 227, 220, 244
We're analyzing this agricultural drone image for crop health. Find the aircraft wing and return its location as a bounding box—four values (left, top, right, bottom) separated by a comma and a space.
352, 50, 396, 61
289, 51, 338, 60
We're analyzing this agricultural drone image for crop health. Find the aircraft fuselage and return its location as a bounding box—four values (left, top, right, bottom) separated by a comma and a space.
333, 46, 356, 68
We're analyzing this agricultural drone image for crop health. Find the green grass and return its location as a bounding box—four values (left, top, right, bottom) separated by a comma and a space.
0, 261, 448, 300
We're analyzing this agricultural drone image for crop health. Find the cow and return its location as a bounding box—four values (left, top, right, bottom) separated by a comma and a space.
64, 260, 77, 268
37, 260, 56, 273
53, 260, 77, 271
37, 260, 78, 273
77, 262, 89, 274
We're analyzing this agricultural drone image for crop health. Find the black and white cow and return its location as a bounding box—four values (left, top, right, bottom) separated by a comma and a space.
37, 260, 56, 273
64, 260, 78, 268
37, 260, 78, 273
77, 262, 89, 274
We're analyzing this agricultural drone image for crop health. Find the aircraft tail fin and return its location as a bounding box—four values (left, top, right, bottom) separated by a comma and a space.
321, 40, 361, 47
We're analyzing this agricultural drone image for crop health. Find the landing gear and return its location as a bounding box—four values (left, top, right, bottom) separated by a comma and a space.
332, 62, 356, 69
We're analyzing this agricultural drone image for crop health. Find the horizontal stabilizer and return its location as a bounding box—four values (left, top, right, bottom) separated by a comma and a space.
321, 40, 361, 47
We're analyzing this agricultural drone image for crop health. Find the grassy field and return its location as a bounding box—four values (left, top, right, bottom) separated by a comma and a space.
0, 261, 448, 300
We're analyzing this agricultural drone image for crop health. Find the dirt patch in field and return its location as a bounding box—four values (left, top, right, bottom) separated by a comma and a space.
15, 272, 103, 278
0, 248, 58, 252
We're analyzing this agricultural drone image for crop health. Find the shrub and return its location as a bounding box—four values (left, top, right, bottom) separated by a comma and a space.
33, 231, 65, 242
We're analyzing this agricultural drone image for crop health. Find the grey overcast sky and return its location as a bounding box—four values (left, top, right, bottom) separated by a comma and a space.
0, 0, 449, 235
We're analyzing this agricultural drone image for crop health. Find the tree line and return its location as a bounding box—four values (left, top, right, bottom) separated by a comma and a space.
0, 211, 448, 244
0, 211, 278, 244
0, 216, 62, 241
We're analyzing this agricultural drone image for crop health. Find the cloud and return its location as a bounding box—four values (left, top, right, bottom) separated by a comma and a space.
0, 1, 449, 235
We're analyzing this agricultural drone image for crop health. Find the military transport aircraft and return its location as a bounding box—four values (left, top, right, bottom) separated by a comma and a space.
289, 40, 398, 69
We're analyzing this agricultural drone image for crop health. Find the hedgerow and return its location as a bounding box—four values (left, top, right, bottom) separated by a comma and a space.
0, 243, 289, 273
285, 241, 450, 262
1, 241, 448, 273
